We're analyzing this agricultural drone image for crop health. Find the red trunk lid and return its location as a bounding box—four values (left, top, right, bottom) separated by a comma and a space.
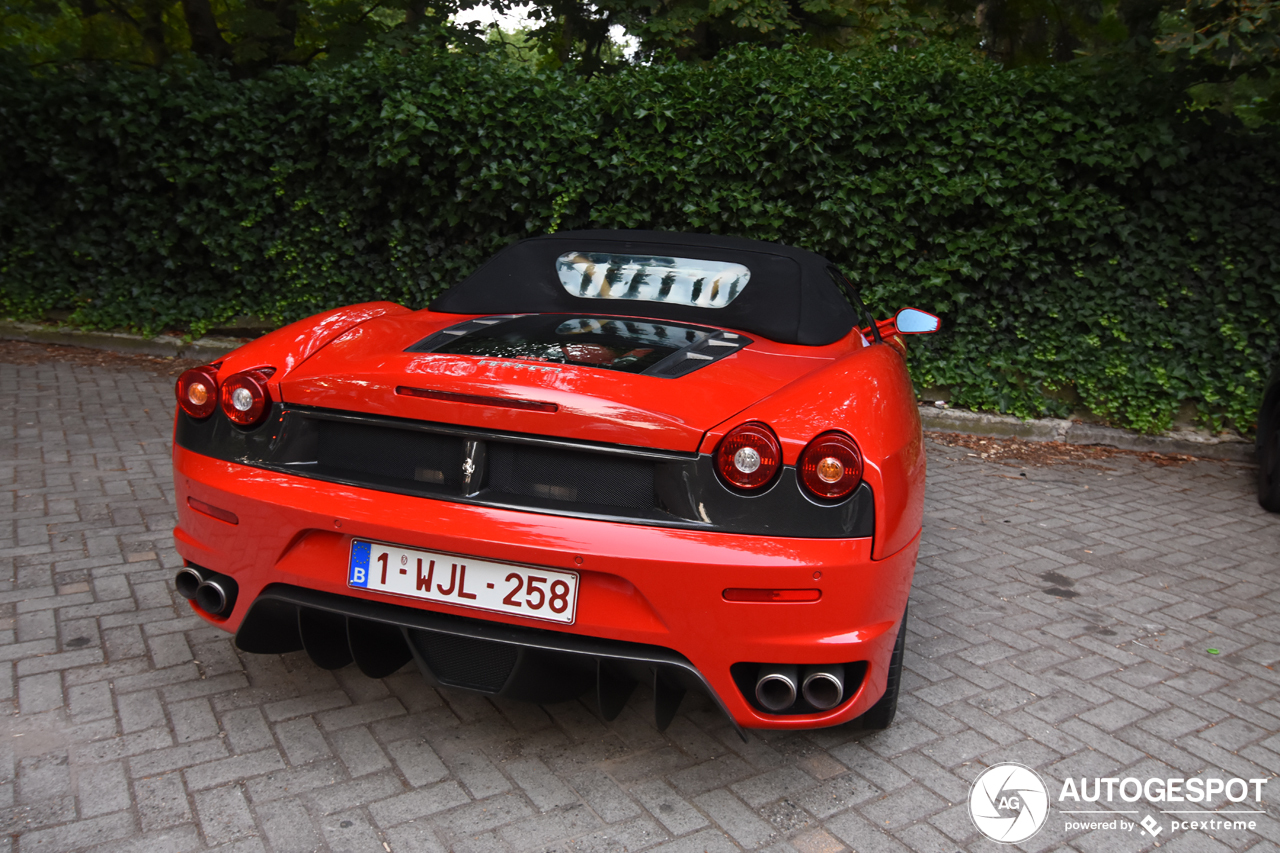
279, 312, 838, 452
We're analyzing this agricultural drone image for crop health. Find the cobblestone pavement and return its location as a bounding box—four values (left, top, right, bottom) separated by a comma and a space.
2, 351, 1278, 853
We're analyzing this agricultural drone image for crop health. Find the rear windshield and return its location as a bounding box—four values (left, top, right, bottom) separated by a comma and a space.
431, 315, 711, 374
556, 252, 749, 308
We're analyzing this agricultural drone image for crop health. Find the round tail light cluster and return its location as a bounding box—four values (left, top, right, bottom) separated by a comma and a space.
219, 370, 273, 427
715, 422, 782, 490
174, 365, 274, 428
799, 431, 863, 499
175, 367, 219, 419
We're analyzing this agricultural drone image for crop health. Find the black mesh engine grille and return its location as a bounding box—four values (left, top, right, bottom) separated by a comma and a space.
316, 420, 464, 489
415, 632, 518, 691
487, 443, 656, 509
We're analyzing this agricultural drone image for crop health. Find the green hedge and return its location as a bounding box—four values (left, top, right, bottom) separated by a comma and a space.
2, 47, 1278, 433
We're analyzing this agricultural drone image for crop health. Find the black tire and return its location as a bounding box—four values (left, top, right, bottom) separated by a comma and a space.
1259, 396, 1280, 513
856, 605, 907, 730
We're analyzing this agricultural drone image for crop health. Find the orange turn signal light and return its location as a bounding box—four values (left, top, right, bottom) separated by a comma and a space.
723, 588, 821, 603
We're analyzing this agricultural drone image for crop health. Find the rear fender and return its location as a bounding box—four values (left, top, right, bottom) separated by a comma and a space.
701, 342, 925, 560
214, 302, 413, 396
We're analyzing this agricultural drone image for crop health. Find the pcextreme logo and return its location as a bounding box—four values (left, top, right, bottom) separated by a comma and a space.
968, 763, 1271, 846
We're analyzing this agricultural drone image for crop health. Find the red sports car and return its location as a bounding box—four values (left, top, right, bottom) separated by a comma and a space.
171, 231, 938, 735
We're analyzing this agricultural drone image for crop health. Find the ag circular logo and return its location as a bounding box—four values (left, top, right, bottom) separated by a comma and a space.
969, 763, 1050, 844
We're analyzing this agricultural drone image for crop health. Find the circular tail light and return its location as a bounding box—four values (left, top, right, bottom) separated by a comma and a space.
715, 422, 782, 490
176, 366, 219, 419
219, 370, 272, 427
799, 432, 863, 500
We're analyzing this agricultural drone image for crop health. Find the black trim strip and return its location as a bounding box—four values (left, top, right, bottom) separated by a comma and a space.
175, 404, 875, 538
292, 406, 697, 462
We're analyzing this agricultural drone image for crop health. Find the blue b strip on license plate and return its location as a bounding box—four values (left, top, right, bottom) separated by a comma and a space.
349, 540, 371, 588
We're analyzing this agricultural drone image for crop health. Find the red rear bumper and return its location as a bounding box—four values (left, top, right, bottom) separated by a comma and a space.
173, 444, 918, 728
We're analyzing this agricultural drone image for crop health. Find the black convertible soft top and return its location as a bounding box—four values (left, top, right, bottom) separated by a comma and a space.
430, 230, 858, 346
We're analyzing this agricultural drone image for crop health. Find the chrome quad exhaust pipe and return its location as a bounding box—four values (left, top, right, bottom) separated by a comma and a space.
175, 564, 238, 617
755, 664, 799, 712
801, 664, 845, 710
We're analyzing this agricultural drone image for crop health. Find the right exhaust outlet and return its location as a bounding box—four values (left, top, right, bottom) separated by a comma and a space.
755, 664, 799, 712
195, 578, 233, 616
801, 664, 845, 710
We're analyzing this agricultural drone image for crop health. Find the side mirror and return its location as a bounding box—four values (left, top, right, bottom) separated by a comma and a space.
895, 308, 940, 334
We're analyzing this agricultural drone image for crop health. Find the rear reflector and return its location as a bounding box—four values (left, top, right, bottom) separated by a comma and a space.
188, 497, 239, 525
723, 588, 822, 603
396, 386, 558, 413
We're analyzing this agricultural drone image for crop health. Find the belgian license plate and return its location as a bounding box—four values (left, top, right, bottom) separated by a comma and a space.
347, 540, 578, 625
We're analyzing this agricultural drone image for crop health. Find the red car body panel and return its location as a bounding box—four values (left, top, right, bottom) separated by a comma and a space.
172, 232, 932, 730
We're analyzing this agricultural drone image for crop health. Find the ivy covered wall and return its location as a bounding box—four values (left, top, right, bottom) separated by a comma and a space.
2, 46, 1277, 432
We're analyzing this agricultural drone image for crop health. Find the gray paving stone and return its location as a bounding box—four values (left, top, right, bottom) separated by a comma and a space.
220, 707, 274, 755
367, 779, 470, 827
627, 778, 709, 837
325, 809, 403, 853
693, 789, 777, 849
193, 784, 257, 845
564, 814, 668, 853
75, 760, 131, 817
128, 737, 228, 778
567, 767, 643, 823
275, 717, 333, 766
17, 753, 71, 804
647, 827, 740, 853
667, 754, 754, 798
257, 798, 323, 853
731, 766, 821, 809
430, 790, 535, 837
262, 690, 351, 722
495, 801, 603, 852
386, 735, 450, 788
243, 762, 344, 805
183, 747, 287, 791
16, 810, 135, 853
792, 772, 880, 820
506, 756, 579, 811
133, 772, 192, 831
331, 725, 391, 777
89, 826, 204, 853
17, 673, 63, 714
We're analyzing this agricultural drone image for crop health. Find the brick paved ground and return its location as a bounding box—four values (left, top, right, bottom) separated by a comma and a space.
1, 350, 1277, 853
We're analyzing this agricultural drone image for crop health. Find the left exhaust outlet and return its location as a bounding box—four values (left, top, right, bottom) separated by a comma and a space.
755, 664, 799, 712
175, 565, 238, 617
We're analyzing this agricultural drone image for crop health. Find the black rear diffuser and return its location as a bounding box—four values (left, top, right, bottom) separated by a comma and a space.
235, 584, 746, 740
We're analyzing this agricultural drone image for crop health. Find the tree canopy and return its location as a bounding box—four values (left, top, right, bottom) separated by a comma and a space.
0, 0, 501, 73
2, 0, 1277, 122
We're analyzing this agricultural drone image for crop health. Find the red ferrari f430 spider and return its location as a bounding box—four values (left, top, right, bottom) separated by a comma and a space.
171, 231, 939, 735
